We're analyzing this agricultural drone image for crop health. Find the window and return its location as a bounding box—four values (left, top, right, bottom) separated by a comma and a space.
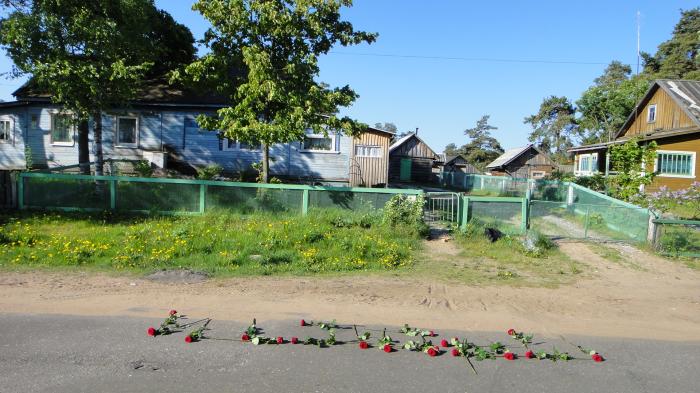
30, 114, 38, 129
576, 153, 598, 175
355, 145, 381, 157
656, 151, 695, 178
50, 113, 74, 145
222, 138, 260, 151
0, 119, 11, 142
647, 104, 657, 123
531, 171, 545, 179
302, 134, 334, 152
116, 117, 138, 147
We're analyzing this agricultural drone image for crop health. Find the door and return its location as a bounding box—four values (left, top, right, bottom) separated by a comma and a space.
400, 158, 412, 181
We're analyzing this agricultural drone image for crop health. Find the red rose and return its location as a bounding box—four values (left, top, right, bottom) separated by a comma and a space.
525, 350, 535, 359
185, 335, 193, 343
427, 347, 438, 357
169, 310, 177, 316
359, 341, 369, 349
241, 334, 250, 341
507, 328, 516, 336
429, 330, 435, 337
147, 327, 156, 337
440, 339, 449, 348
276, 336, 284, 344
383, 344, 392, 353
300, 319, 306, 326
504, 352, 515, 360
592, 354, 604, 362
291, 337, 299, 344
451, 348, 460, 357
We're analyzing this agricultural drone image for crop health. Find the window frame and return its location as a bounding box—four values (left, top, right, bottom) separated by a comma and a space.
354, 144, 382, 158
647, 104, 657, 123
531, 171, 546, 179
0, 117, 12, 143
115, 115, 139, 148
300, 133, 337, 153
654, 150, 696, 179
576, 152, 598, 175
221, 137, 261, 151
49, 112, 75, 146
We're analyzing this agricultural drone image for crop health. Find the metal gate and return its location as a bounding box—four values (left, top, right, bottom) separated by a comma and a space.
424, 192, 460, 223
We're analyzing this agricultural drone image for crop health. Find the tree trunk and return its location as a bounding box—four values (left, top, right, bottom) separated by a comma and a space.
93, 112, 104, 177
78, 119, 90, 174
261, 143, 269, 183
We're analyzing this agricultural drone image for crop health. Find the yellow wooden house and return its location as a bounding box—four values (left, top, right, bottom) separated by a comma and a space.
569, 79, 700, 192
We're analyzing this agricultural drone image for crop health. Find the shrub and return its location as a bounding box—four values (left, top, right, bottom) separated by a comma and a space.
383, 194, 426, 230
195, 164, 223, 180
133, 160, 153, 178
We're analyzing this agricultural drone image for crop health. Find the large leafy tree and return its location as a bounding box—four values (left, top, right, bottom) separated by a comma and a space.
577, 61, 650, 144
0, 1, 193, 175
642, 7, 700, 80
373, 122, 398, 134
181, 0, 377, 183
524, 96, 579, 163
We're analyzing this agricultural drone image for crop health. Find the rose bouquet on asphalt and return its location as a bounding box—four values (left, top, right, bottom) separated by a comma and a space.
146, 310, 181, 337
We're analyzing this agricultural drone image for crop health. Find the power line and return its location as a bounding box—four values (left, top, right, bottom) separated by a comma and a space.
329, 51, 615, 66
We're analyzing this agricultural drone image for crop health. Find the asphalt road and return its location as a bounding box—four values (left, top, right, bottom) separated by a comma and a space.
1, 313, 698, 393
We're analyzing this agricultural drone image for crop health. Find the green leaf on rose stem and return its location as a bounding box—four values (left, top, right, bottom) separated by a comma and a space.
358, 332, 370, 341
405, 331, 418, 337
489, 342, 505, 354
536, 350, 548, 360
451, 338, 460, 346
403, 341, 417, 350
401, 324, 410, 334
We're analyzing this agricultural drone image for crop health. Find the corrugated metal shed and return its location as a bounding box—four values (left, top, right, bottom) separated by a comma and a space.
485, 145, 532, 169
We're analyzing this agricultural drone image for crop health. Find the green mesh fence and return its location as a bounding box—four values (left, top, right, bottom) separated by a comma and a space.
117, 181, 200, 213
440, 173, 529, 197
654, 221, 700, 258
22, 176, 109, 210
206, 185, 304, 214
466, 199, 524, 234
308, 190, 394, 211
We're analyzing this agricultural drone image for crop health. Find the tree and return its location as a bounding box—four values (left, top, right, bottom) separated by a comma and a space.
577, 62, 650, 144
373, 122, 398, 134
608, 138, 657, 201
461, 115, 504, 169
181, 0, 377, 183
642, 8, 700, 80
0, 1, 193, 174
523, 96, 579, 162
443, 143, 460, 157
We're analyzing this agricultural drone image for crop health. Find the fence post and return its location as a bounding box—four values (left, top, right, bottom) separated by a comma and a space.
302, 188, 309, 215
647, 213, 660, 247
460, 196, 469, 230
109, 180, 116, 210
521, 197, 528, 234
584, 205, 591, 238
566, 182, 574, 206
199, 184, 207, 214
17, 173, 24, 209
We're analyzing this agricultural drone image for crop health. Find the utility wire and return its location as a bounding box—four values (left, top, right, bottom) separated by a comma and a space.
329, 51, 615, 66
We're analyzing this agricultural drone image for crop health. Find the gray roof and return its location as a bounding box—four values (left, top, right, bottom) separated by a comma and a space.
485, 145, 533, 169
389, 133, 415, 153
616, 79, 700, 138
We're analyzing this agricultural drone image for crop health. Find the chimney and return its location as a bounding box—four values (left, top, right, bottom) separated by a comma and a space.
415, 127, 419, 136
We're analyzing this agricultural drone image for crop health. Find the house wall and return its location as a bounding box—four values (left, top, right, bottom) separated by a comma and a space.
492, 148, 555, 178
349, 130, 390, 187
646, 134, 699, 192
0, 103, 353, 184
388, 135, 437, 182
623, 87, 696, 137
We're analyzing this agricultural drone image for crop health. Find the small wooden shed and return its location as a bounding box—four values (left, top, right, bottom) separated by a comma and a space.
441, 155, 480, 174
485, 144, 556, 179
349, 126, 393, 187
388, 132, 439, 183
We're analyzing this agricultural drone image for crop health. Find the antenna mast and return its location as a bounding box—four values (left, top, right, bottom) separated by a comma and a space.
636, 10, 641, 75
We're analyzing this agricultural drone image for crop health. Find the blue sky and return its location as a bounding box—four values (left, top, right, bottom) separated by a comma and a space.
0, 0, 697, 151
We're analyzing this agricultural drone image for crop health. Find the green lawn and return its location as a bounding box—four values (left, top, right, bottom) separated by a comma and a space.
0, 209, 423, 277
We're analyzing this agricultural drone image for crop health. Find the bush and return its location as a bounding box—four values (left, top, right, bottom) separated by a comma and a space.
133, 160, 153, 178
382, 194, 427, 234
195, 164, 223, 180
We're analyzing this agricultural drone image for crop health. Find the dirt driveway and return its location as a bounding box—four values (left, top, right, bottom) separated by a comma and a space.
1, 240, 698, 341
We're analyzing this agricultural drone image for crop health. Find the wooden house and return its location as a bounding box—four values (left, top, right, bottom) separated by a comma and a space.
485, 144, 556, 179
0, 81, 389, 187
569, 79, 700, 192
388, 132, 439, 183
439, 155, 480, 174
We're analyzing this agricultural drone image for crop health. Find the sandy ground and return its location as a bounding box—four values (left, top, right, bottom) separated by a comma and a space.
1, 240, 699, 342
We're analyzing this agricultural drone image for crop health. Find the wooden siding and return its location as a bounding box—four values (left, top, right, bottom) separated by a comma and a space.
0, 109, 26, 170
390, 135, 436, 158
646, 134, 700, 192
623, 87, 696, 137
388, 134, 437, 182
490, 147, 555, 179
349, 130, 390, 187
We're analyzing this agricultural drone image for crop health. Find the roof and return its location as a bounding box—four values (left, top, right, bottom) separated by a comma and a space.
388, 132, 438, 157
12, 78, 230, 108
365, 126, 395, 136
444, 155, 468, 166
616, 79, 700, 138
486, 145, 534, 169
569, 126, 700, 153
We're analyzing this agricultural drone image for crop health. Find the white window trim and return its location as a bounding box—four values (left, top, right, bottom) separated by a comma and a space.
654, 150, 696, 179
300, 133, 338, 154
49, 112, 75, 146
0, 117, 12, 144
354, 144, 382, 158
647, 104, 657, 123
115, 115, 139, 148
575, 152, 598, 176
222, 138, 261, 151
531, 171, 546, 179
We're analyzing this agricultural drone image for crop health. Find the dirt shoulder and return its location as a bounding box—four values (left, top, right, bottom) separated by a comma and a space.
1, 240, 699, 342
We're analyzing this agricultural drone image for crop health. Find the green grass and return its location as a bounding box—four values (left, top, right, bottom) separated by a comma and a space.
0, 209, 423, 277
